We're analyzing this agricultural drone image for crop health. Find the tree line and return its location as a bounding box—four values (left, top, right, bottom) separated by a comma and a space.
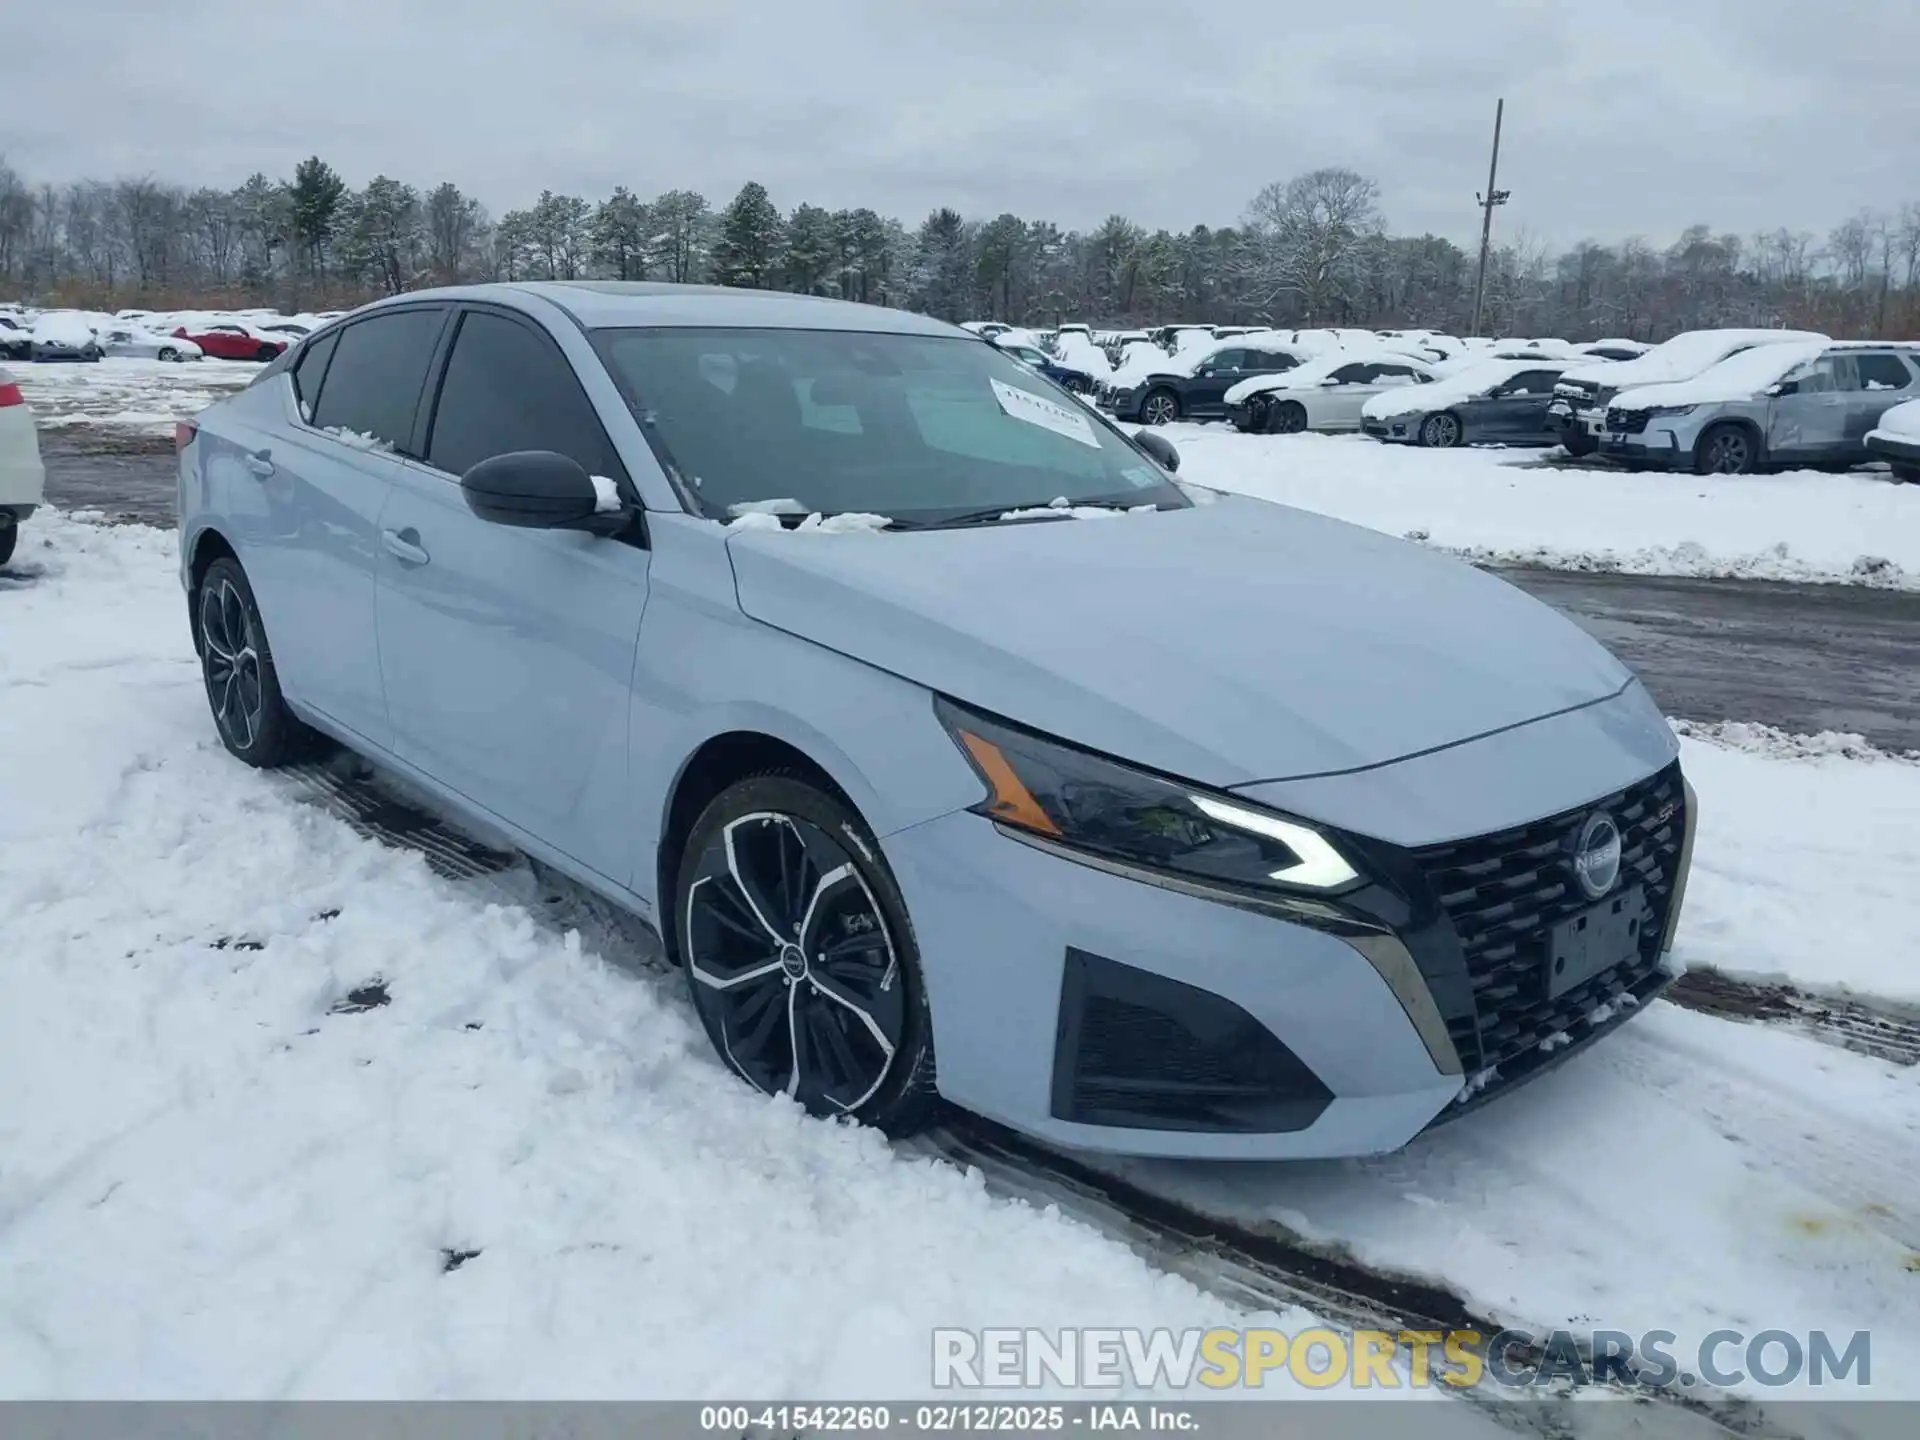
2, 155, 1917, 341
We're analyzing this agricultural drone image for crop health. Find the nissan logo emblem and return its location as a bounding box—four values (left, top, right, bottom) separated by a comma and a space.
1572, 812, 1622, 900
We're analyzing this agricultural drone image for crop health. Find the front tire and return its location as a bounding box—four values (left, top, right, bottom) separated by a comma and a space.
1890, 463, 1918, 485
1140, 388, 1179, 426
1695, 422, 1757, 475
1561, 429, 1597, 458
1269, 400, 1308, 435
256, 344, 279, 362
193, 557, 317, 768
157, 346, 178, 362
676, 773, 937, 1134
1419, 411, 1464, 448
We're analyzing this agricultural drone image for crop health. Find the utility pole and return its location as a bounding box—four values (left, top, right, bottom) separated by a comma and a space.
1469, 98, 1510, 338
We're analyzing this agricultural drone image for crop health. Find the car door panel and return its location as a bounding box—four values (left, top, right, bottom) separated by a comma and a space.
1182, 351, 1244, 417
1766, 355, 1853, 462
373, 305, 650, 885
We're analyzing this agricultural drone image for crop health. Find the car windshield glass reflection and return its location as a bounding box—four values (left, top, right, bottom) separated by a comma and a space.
596, 327, 1186, 525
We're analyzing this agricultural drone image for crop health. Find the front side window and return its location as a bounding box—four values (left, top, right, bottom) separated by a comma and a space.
1329, 363, 1374, 384
427, 311, 621, 481
309, 308, 446, 453
291, 329, 338, 415
1503, 369, 1561, 396
595, 327, 1186, 525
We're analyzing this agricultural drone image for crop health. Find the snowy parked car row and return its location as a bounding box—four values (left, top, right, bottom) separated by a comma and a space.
0, 304, 339, 365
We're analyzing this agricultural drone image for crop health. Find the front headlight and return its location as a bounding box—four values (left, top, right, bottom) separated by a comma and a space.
1640, 404, 1696, 419
936, 699, 1360, 894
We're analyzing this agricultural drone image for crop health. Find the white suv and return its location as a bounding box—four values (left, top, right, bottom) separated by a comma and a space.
0, 365, 46, 567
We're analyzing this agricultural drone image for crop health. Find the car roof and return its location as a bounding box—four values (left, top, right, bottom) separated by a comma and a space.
369, 281, 965, 338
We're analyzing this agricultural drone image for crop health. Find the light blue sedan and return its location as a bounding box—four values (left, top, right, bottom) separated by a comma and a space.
177, 282, 1696, 1159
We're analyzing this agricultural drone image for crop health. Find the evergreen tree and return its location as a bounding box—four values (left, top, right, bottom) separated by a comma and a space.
709, 182, 784, 289
590, 187, 651, 280
782, 203, 839, 295
648, 189, 710, 283
286, 156, 347, 282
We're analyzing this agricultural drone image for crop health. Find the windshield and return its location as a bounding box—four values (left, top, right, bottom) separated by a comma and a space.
595, 327, 1187, 525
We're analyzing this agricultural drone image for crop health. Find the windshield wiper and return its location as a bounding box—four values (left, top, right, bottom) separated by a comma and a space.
887, 499, 1165, 531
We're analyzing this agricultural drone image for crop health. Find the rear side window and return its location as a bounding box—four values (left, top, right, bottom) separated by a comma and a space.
291, 329, 339, 417
1330, 363, 1373, 383
1855, 354, 1914, 392
426, 310, 621, 481
1505, 369, 1561, 395
310, 309, 446, 454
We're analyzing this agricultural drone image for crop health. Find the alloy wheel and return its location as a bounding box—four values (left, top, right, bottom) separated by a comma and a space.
1273, 402, 1307, 434
684, 811, 905, 1114
199, 578, 264, 751
1702, 429, 1751, 474
1142, 392, 1177, 425
1423, 413, 1461, 448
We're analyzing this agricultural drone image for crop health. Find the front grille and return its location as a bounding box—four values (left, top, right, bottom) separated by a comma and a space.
1607, 408, 1650, 434
1413, 763, 1685, 1099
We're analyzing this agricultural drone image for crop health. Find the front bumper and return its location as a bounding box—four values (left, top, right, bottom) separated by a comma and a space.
1099, 385, 1143, 420
1362, 415, 1418, 444
1545, 399, 1606, 438
886, 690, 1695, 1160
1866, 429, 1920, 467
1598, 427, 1688, 469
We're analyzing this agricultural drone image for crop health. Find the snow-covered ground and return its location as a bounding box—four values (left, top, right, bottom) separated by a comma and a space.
11, 356, 255, 435
4, 513, 1916, 1403
0, 514, 1321, 1399
1168, 427, 1920, 588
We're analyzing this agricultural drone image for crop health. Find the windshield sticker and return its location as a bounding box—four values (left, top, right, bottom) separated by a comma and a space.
990, 378, 1101, 449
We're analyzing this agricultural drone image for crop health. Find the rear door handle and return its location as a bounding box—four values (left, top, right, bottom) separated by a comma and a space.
381, 528, 430, 566
244, 449, 275, 478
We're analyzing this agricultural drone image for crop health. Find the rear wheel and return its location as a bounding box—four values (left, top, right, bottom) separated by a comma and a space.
1891, 463, 1919, 485
193, 557, 319, 767
1419, 411, 1464, 448
1695, 423, 1757, 476
0, 518, 17, 568
1270, 400, 1308, 435
157, 346, 179, 362
675, 773, 937, 1135
255, 344, 279, 362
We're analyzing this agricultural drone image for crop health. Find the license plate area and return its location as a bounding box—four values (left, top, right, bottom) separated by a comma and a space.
1546, 886, 1645, 999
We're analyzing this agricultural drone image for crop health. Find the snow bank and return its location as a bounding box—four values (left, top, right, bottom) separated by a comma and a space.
1168, 427, 1920, 587
0, 512, 1326, 1398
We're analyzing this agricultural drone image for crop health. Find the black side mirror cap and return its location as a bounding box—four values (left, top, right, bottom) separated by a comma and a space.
460, 450, 632, 535
1133, 429, 1180, 472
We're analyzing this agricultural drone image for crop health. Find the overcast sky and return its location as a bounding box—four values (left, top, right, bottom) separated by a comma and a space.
11, 0, 1916, 249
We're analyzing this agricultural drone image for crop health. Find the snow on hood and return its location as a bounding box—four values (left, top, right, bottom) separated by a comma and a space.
1050, 333, 1112, 378
1222, 350, 1419, 405
1361, 359, 1547, 421
31, 313, 97, 345
1558, 329, 1827, 390
1869, 397, 1920, 444
725, 494, 1631, 788
1611, 341, 1830, 412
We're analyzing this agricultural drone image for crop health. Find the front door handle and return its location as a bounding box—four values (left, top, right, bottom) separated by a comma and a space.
381, 528, 430, 566
244, 449, 275, 478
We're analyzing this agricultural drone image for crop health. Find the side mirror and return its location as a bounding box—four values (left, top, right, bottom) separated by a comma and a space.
1319, 376, 1343, 387
461, 450, 629, 535
1766, 380, 1796, 397
1133, 429, 1180, 472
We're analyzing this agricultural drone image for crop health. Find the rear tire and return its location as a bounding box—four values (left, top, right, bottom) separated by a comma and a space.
1270, 400, 1308, 435
255, 344, 279, 362
675, 772, 938, 1136
0, 519, 17, 568
193, 556, 320, 768
1694, 422, 1757, 476
157, 346, 178, 362
1419, 411, 1464, 448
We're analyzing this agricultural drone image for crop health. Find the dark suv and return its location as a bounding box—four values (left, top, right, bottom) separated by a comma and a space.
1103, 345, 1304, 425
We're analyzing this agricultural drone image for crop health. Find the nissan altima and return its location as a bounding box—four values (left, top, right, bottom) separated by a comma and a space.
177, 282, 1696, 1160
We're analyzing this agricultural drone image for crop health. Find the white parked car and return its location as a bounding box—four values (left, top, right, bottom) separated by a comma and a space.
0, 364, 46, 567
1863, 396, 1920, 483
99, 324, 205, 362
0, 314, 32, 361
29, 312, 104, 362
1223, 352, 1438, 433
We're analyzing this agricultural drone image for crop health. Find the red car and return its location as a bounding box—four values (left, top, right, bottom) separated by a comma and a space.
172, 322, 288, 362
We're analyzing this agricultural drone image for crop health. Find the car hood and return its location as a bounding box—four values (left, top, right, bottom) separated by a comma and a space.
725, 495, 1634, 788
